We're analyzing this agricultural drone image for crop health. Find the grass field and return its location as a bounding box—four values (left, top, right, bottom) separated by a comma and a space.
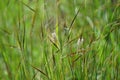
0, 0, 120, 80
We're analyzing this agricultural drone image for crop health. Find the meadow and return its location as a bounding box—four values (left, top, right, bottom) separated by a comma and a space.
0, 0, 120, 80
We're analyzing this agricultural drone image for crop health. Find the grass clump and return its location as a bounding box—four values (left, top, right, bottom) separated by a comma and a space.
0, 0, 120, 80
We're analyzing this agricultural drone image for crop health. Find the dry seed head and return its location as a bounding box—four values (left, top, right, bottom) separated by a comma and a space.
77, 37, 84, 46
52, 32, 56, 39
51, 32, 57, 42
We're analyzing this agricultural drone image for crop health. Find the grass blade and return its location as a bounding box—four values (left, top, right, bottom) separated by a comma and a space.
31, 65, 49, 79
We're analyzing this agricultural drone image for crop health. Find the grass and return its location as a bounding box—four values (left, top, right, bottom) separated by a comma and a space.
0, 0, 120, 80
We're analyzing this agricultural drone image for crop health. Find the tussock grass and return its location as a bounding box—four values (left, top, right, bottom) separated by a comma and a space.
0, 0, 120, 80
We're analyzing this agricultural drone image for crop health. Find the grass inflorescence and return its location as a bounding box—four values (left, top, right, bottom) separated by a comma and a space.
0, 0, 120, 80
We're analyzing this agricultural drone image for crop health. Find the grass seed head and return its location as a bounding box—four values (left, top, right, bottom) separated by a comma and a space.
52, 32, 57, 42
77, 37, 84, 47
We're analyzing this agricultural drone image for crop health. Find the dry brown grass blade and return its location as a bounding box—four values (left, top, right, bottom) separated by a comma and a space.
71, 55, 81, 67
31, 65, 49, 79
52, 53, 56, 66
0, 28, 11, 35
32, 72, 38, 80
64, 36, 79, 47
21, 1, 36, 12
48, 36, 60, 50
68, 8, 80, 32
67, 8, 80, 40
22, 14, 26, 50
63, 48, 88, 59
40, 23, 44, 38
